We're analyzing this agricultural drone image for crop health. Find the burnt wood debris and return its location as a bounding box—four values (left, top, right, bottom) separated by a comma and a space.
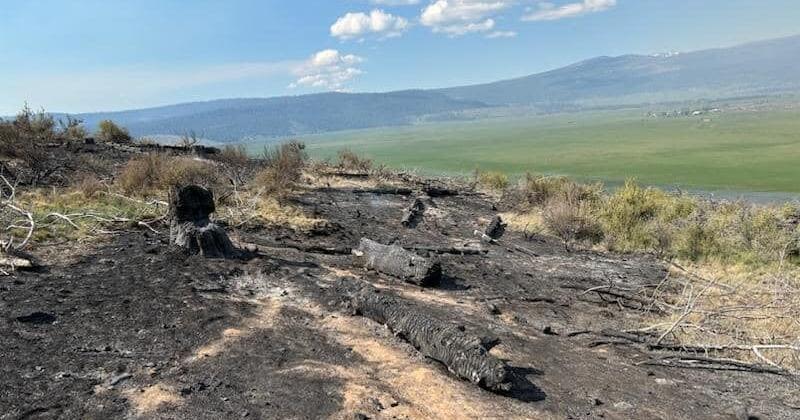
401, 197, 426, 228
485, 216, 507, 240
336, 279, 513, 392
169, 185, 239, 258
353, 238, 442, 287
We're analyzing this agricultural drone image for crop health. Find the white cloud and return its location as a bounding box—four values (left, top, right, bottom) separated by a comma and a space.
420, 0, 514, 36
290, 49, 365, 90
486, 30, 517, 38
523, 0, 616, 21
370, 0, 420, 5
331, 9, 409, 40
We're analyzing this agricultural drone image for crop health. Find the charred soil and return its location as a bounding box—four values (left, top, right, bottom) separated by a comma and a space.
1, 171, 798, 419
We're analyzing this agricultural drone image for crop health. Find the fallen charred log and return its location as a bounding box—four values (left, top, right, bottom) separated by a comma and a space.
169, 185, 239, 259
423, 185, 460, 197
320, 171, 370, 179
336, 279, 512, 392
401, 198, 425, 228
253, 240, 352, 255
353, 238, 441, 286
403, 245, 488, 255
316, 186, 414, 196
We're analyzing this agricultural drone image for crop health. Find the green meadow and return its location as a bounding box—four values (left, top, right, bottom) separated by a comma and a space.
252, 108, 800, 194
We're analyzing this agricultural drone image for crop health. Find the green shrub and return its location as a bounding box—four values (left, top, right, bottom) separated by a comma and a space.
599, 179, 696, 252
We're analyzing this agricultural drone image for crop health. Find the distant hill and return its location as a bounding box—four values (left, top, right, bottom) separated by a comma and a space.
35, 34, 800, 142
438, 35, 800, 107
70, 91, 487, 142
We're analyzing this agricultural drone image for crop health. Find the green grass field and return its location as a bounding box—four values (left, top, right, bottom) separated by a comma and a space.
253, 108, 800, 193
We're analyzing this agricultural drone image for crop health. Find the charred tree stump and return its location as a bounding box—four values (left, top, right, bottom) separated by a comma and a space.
401, 198, 425, 228
353, 238, 441, 286
337, 279, 512, 392
169, 185, 238, 258
485, 215, 507, 240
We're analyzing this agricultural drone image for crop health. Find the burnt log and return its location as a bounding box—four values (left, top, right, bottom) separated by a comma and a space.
354, 187, 414, 196
485, 216, 507, 240
169, 185, 238, 258
401, 198, 425, 228
353, 238, 441, 286
403, 245, 488, 255
337, 279, 512, 392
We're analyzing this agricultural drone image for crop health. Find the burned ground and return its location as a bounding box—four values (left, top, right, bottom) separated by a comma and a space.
1, 174, 798, 419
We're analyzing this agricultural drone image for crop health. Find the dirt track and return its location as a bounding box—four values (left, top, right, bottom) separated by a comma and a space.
2, 177, 798, 419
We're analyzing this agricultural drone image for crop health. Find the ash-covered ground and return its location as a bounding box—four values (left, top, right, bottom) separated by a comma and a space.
1, 173, 797, 419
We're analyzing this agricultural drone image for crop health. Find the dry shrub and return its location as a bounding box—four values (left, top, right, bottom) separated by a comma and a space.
97, 120, 131, 144
306, 158, 332, 178
505, 173, 602, 211
214, 145, 253, 187
117, 153, 226, 197
256, 197, 328, 232
475, 170, 509, 192
253, 141, 307, 197
73, 174, 106, 199
117, 154, 168, 195
136, 138, 159, 146
176, 131, 199, 147
0, 107, 67, 185
336, 148, 372, 173
163, 158, 228, 196
58, 116, 88, 142
500, 211, 545, 241
542, 186, 603, 251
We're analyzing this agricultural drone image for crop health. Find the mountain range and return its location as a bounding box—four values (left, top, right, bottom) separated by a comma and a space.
52, 34, 800, 142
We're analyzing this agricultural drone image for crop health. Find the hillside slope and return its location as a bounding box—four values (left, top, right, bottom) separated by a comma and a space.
439, 35, 800, 107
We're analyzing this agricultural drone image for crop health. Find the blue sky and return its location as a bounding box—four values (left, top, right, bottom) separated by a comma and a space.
1, 0, 798, 114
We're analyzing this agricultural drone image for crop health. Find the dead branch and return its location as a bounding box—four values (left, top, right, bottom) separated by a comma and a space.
638, 353, 790, 375
0, 175, 35, 252
656, 279, 716, 345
